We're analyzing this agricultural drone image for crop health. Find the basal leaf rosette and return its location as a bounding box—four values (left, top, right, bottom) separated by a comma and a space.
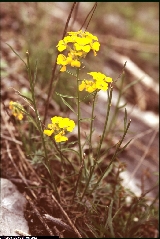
56, 30, 100, 72
44, 116, 75, 143
79, 72, 112, 93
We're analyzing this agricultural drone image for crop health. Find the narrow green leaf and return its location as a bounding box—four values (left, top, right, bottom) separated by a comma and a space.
61, 148, 80, 156
6, 43, 27, 68
56, 91, 76, 98
80, 117, 93, 122
117, 138, 132, 155
17, 93, 33, 104
106, 199, 115, 238
33, 60, 38, 86
122, 78, 142, 93
124, 108, 127, 130
118, 102, 127, 109
28, 117, 40, 131
61, 97, 76, 113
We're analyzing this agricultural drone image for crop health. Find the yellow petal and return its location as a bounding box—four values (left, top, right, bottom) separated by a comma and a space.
44, 129, 54, 136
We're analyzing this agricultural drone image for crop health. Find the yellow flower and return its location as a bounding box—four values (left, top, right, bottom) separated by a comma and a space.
43, 129, 54, 136
57, 53, 81, 71
59, 118, 75, 132
79, 80, 97, 93
88, 72, 112, 83
55, 131, 68, 143
56, 40, 67, 52
9, 101, 24, 120
56, 30, 100, 71
70, 59, 81, 68
79, 72, 112, 93
44, 116, 75, 143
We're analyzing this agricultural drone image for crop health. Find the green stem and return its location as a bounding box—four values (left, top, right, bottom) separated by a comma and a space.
89, 91, 97, 150
80, 87, 113, 201
107, 73, 125, 132
89, 119, 131, 197
76, 69, 83, 163
95, 86, 113, 161
26, 51, 60, 201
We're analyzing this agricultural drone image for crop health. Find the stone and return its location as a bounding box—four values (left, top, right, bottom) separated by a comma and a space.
0, 178, 29, 236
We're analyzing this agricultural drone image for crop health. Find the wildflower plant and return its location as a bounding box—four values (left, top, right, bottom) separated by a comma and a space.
7, 26, 158, 238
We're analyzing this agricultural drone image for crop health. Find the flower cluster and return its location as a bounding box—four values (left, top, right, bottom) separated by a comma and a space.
79, 72, 112, 93
56, 30, 100, 72
9, 101, 24, 120
44, 116, 75, 142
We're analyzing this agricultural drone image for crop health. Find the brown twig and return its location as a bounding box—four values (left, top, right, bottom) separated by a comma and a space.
69, 2, 80, 31
51, 194, 82, 238
1, 133, 22, 145
5, 140, 37, 199
15, 229, 31, 236
44, 214, 74, 233
25, 194, 55, 236
2, 103, 42, 184
80, 2, 97, 31
43, 2, 77, 125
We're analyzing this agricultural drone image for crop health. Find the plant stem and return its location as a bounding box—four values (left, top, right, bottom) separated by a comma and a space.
76, 69, 83, 163
43, 2, 77, 125
89, 119, 131, 196
95, 86, 113, 161
89, 91, 97, 151
26, 51, 60, 201
107, 73, 125, 132
80, 86, 113, 201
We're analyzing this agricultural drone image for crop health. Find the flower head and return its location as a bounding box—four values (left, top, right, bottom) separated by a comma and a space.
56, 30, 100, 72
9, 101, 24, 120
43, 116, 75, 143
79, 72, 112, 93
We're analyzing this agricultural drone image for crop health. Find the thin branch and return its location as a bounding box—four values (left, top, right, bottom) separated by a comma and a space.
80, 2, 97, 31
43, 2, 77, 124
44, 214, 74, 233
2, 103, 42, 183
51, 194, 82, 238
25, 194, 54, 236
5, 140, 37, 199
1, 134, 22, 145
15, 230, 31, 236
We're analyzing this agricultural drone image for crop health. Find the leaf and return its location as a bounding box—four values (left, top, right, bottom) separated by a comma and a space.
117, 138, 132, 155
124, 108, 127, 130
56, 91, 76, 98
27, 114, 40, 131
17, 92, 33, 104
6, 43, 27, 68
122, 78, 142, 93
61, 97, 76, 114
118, 102, 127, 109
33, 59, 38, 86
61, 148, 80, 157
106, 199, 115, 238
80, 117, 93, 122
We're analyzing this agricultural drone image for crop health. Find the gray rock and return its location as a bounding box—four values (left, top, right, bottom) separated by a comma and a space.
0, 178, 29, 236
